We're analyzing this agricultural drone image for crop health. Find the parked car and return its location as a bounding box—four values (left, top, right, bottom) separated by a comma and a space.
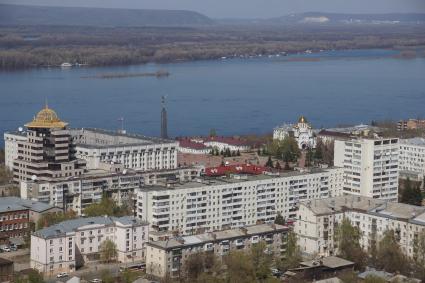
56, 272, 69, 278
271, 268, 282, 277
90, 279, 102, 283
2, 247, 11, 252
10, 244, 17, 251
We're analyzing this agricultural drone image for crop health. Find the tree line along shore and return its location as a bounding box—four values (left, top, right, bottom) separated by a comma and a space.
0, 24, 424, 70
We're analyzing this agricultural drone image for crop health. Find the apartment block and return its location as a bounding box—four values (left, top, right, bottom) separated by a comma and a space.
295, 195, 425, 258
399, 138, 425, 181
136, 168, 344, 235
146, 223, 288, 279
334, 138, 399, 201
70, 128, 178, 171
31, 216, 149, 275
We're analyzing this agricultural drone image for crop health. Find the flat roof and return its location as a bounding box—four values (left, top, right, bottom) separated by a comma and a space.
148, 224, 288, 250
140, 168, 337, 192
301, 256, 354, 269
400, 137, 425, 147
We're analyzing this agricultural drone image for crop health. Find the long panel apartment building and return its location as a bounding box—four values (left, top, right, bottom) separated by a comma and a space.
295, 195, 425, 258
136, 167, 344, 235
146, 223, 288, 279
31, 216, 149, 275
334, 138, 399, 201
399, 137, 425, 181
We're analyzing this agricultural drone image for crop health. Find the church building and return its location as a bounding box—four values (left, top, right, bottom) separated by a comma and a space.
273, 116, 316, 149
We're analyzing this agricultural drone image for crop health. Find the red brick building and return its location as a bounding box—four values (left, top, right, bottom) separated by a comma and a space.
0, 205, 29, 245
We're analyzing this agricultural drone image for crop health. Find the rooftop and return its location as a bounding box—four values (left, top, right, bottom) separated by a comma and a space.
34, 216, 148, 239
147, 223, 288, 250
0, 197, 57, 213
400, 137, 425, 146
25, 105, 68, 129
301, 256, 354, 269
301, 195, 425, 225
140, 167, 335, 192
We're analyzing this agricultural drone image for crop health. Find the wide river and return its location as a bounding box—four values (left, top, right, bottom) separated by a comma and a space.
1, 49, 425, 146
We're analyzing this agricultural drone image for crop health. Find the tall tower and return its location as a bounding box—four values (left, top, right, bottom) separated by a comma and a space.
161, 96, 168, 139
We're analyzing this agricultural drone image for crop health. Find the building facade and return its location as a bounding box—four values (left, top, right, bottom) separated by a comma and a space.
71, 128, 178, 171
136, 168, 344, 235
31, 216, 149, 275
146, 223, 288, 279
273, 116, 316, 149
334, 138, 399, 201
0, 197, 59, 245
8, 105, 86, 184
295, 196, 425, 259
399, 138, 425, 181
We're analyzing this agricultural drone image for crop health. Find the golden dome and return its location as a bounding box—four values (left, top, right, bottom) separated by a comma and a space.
298, 116, 308, 124
25, 104, 68, 129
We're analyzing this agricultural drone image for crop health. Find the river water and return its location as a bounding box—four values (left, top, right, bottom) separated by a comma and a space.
1, 49, 424, 145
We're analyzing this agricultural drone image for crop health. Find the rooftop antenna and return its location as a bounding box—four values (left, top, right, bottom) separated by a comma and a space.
45, 97, 49, 109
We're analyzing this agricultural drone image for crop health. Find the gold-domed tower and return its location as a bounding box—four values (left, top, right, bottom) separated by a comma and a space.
13, 103, 85, 185
25, 104, 68, 129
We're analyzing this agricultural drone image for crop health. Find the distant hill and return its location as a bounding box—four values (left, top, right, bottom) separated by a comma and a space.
268, 12, 425, 25
0, 4, 214, 27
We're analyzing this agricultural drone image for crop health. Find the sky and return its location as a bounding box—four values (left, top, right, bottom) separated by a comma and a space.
0, 0, 424, 18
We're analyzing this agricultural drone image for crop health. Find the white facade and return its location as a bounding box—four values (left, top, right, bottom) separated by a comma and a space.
295, 196, 425, 258
136, 168, 344, 235
399, 138, 425, 181
31, 216, 149, 275
334, 138, 399, 201
273, 116, 316, 149
71, 128, 178, 171
4, 131, 27, 170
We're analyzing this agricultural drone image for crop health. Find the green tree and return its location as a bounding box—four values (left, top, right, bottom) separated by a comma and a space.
224, 251, 256, 283
84, 195, 131, 217
274, 212, 285, 225
314, 139, 324, 160
251, 241, 273, 281
37, 210, 77, 229
413, 230, 425, 281
376, 230, 410, 274
265, 156, 274, 168
100, 269, 114, 283
209, 128, 217, 137
184, 253, 204, 281
400, 178, 423, 206
275, 161, 281, 170
100, 239, 117, 263
278, 231, 301, 271
335, 218, 367, 270
27, 270, 44, 283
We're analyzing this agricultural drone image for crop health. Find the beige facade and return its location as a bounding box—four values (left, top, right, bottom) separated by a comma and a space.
31, 216, 149, 276
295, 196, 425, 258
146, 224, 288, 279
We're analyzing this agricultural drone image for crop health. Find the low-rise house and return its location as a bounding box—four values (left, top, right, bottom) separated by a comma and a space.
30, 216, 149, 276
146, 223, 288, 279
0, 197, 60, 245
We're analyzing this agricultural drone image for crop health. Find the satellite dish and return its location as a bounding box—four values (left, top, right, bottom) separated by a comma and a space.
123, 169, 127, 175
18, 127, 23, 132
31, 175, 37, 181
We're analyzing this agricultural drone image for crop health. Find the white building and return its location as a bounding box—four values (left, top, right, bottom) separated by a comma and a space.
177, 139, 212, 155
399, 138, 425, 181
273, 116, 316, 149
21, 167, 203, 215
146, 223, 288, 279
4, 131, 27, 170
31, 216, 149, 275
71, 128, 178, 171
334, 138, 399, 201
136, 167, 344, 235
295, 195, 425, 259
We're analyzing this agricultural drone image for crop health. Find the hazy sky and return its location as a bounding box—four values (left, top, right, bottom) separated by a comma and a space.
1, 0, 424, 18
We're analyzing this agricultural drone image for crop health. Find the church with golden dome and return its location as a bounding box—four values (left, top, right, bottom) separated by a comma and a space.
273, 116, 317, 149
25, 104, 68, 129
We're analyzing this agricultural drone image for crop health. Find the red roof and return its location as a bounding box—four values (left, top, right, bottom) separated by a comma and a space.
204, 136, 250, 147
178, 139, 209, 150
205, 164, 269, 176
